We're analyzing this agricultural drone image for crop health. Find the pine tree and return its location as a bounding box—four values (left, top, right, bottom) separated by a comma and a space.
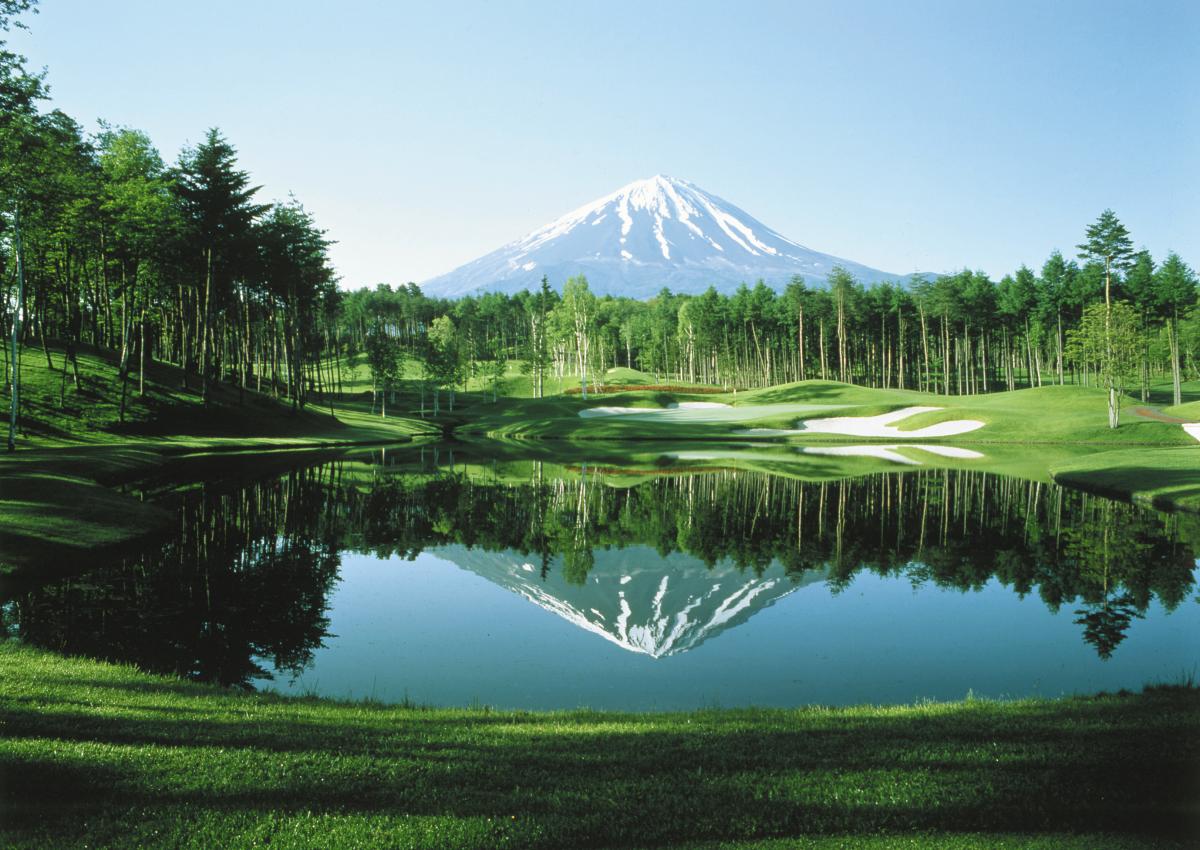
174, 128, 267, 402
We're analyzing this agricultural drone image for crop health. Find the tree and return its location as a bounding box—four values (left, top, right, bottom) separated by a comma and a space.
1066, 300, 1142, 428
257, 198, 334, 411
1077, 210, 1136, 424
97, 127, 176, 420
827, 267, 857, 383
1076, 209, 1135, 310
1038, 251, 1071, 385
174, 128, 267, 401
427, 314, 461, 413
520, 275, 553, 398
486, 337, 508, 402
561, 275, 596, 398
1, 0, 45, 450
1155, 253, 1198, 406
364, 326, 400, 418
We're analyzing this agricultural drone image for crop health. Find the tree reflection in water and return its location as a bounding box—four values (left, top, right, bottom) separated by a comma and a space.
3, 449, 1196, 686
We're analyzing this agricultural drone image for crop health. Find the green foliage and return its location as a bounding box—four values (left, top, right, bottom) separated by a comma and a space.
1065, 300, 1144, 426
1077, 208, 1136, 282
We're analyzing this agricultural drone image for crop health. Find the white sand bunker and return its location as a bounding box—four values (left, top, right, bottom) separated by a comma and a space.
578, 402, 849, 423
740, 406, 984, 439
1185, 424, 1200, 443
579, 401, 730, 419
802, 444, 984, 466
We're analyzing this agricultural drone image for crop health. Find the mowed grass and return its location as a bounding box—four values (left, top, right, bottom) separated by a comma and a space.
1051, 447, 1200, 512
2, 644, 1197, 850
1165, 400, 1200, 420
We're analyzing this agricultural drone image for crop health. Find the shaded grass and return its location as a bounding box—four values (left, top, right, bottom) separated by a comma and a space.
1051, 447, 1200, 512
1, 644, 1197, 849
2, 342, 439, 449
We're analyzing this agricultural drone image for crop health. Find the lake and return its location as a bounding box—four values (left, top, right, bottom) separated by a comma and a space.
4, 443, 1198, 711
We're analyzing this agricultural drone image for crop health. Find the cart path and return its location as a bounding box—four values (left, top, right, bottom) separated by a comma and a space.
1131, 405, 1190, 424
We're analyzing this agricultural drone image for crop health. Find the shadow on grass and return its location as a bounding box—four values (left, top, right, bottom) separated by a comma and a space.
1057, 464, 1200, 511
2, 683, 1198, 844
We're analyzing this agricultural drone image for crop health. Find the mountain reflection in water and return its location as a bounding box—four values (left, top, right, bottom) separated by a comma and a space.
3, 447, 1197, 700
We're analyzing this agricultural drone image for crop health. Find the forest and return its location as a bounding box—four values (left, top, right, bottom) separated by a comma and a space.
3, 1, 1198, 426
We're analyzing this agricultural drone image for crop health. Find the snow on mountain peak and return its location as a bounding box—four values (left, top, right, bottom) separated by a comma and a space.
422, 175, 903, 298
439, 544, 827, 658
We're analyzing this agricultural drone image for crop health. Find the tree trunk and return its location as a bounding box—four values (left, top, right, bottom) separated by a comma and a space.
200, 247, 213, 404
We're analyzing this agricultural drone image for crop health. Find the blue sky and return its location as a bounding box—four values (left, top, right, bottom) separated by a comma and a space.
12, 0, 1199, 288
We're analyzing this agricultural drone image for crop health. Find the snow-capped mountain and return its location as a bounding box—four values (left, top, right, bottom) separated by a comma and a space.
435, 544, 828, 657
422, 175, 905, 298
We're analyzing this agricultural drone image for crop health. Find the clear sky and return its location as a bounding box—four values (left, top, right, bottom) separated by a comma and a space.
11, 0, 1199, 288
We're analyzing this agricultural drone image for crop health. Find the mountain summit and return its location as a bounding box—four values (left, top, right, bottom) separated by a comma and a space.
422, 175, 903, 297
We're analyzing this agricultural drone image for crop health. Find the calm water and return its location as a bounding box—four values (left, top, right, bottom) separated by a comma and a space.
4, 444, 1198, 711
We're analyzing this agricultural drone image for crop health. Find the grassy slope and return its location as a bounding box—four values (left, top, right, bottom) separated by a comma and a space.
2, 644, 1197, 850
4, 343, 437, 448
1165, 400, 1200, 420
0, 344, 439, 571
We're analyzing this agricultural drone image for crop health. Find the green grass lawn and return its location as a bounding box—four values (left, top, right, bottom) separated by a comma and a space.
1165, 400, 1200, 420
2, 643, 1196, 850
1051, 446, 1200, 512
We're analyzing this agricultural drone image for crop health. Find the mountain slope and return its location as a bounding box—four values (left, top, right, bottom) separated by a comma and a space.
422, 175, 906, 297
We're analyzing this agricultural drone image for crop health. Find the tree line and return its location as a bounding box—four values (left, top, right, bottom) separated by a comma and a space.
343, 232, 1196, 412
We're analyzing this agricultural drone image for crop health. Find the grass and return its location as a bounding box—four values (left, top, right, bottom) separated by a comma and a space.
2, 342, 439, 449
2, 643, 1197, 850
1051, 446, 1200, 512
1165, 400, 1200, 420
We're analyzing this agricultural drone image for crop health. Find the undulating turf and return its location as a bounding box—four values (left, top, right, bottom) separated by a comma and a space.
2, 644, 1197, 850
1051, 446, 1200, 512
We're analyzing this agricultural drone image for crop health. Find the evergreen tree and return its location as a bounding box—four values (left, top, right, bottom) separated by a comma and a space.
1155, 253, 1198, 406
174, 128, 268, 401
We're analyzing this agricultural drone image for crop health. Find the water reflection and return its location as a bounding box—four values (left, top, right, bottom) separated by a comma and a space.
3, 446, 1197, 692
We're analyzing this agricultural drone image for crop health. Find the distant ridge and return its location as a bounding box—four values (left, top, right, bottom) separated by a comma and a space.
422, 175, 912, 297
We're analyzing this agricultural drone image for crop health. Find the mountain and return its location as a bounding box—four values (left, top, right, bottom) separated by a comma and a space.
422, 175, 908, 298
436, 544, 828, 657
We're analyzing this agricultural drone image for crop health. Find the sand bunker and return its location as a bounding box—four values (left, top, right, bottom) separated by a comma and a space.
802, 444, 984, 466
577, 402, 848, 423
739, 406, 984, 439
578, 401, 731, 418
1185, 424, 1200, 443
